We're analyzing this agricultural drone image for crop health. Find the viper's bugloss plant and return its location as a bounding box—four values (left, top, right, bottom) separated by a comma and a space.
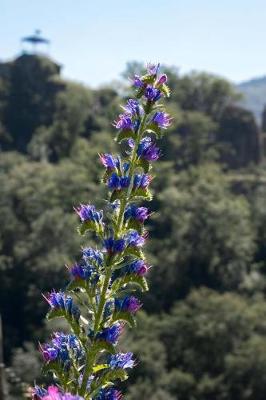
32, 63, 172, 400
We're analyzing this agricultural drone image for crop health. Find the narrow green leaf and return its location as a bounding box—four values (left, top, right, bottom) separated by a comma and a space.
130, 188, 153, 201
124, 246, 145, 259
110, 189, 124, 203
116, 129, 136, 143
161, 83, 171, 97
93, 364, 108, 373
136, 158, 150, 173
93, 340, 116, 355
78, 220, 97, 236
46, 308, 65, 320
112, 311, 136, 328
126, 219, 144, 234
67, 279, 87, 291
112, 274, 149, 292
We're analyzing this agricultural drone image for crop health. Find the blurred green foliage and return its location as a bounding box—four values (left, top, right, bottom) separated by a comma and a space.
0, 55, 266, 399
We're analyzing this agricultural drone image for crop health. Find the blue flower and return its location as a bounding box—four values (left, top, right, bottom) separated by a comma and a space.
104, 237, 126, 254
104, 299, 114, 318
107, 173, 130, 190
152, 111, 172, 129
99, 154, 120, 170
133, 174, 152, 189
45, 291, 80, 321
40, 332, 83, 366
144, 85, 161, 102
82, 247, 104, 266
96, 388, 122, 400
74, 204, 103, 224
114, 114, 134, 130
69, 262, 95, 280
115, 296, 141, 313
125, 230, 146, 247
133, 75, 144, 88
123, 99, 143, 116
124, 204, 149, 223
96, 323, 123, 345
32, 386, 48, 399
124, 259, 149, 276
137, 136, 160, 162
109, 352, 134, 369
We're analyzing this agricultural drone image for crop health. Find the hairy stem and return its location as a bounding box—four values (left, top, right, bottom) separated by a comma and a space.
80, 104, 151, 398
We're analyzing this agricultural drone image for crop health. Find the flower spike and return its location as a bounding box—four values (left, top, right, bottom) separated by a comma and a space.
34, 63, 172, 399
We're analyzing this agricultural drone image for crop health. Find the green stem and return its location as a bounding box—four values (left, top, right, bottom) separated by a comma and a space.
79, 349, 95, 396
79, 105, 152, 398
93, 267, 113, 333
79, 267, 112, 396
115, 111, 149, 236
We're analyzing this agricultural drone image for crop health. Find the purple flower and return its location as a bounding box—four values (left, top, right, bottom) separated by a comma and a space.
123, 99, 143, 116
40, 343, 59, 362
125, 230, 146, 247
114, 114, 134, 130
125, 259, 149, 276
156, 73, 167, 85
99, 154, 120, 170
144, 85, 161, 102
96, 388, 122, 400
44, 291, 80, 321
74, 204, 103, 224
147, 63, 160, 76
32, 386, 48, 399
40, 333, 83, 366
115, 296, 142, 314
96, 323, 123, 345
109, 352, 134, 369
133, 174, 152, 189
35, 386, 84, 400
104, 237, 126, 254
152, 112, 172, 129
137, 137, 160, 162
69, 262, 95, 281
108, 173, 130, 190
82, 247, 103, 266
124, 205, 149, 223
133, 75, 144, 88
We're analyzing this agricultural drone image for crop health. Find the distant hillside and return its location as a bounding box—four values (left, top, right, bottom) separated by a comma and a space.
237, 76, 266, 123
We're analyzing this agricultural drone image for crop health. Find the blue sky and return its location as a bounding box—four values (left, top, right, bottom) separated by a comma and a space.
1, 0, 266, 87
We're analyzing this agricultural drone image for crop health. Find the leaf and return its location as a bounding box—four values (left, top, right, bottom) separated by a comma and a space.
42, 361, 62, 377
93, 364, 108, 373
101, 169, 113, 184
112, 311, 136, 328
116, 129, 136, 143
67, 279, 87, 291
78, 220, 97, 236
110, 189, 124, 203
126, 219, 144, 234
112, 274, 149, 293
98, 368, 128, 386
93, 340, 116, 355
124, 246, 145, 259
46, 308, 66, 321
161, 83, 171, 97
145, 122, 162, 139
130, 188, 153, 201
136, 158, 150, 173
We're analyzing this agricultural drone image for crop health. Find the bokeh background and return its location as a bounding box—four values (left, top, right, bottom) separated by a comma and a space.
1, 1, 266, 399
